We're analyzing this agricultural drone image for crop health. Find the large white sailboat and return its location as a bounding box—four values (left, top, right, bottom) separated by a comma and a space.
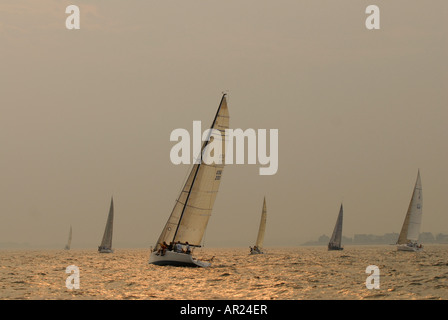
64, 225, 72, 250
148, 94, 229, 267
328, 204, 344, 251
98, 197, 114, 253
397, 170, 423, 252
250, 197, 267, 254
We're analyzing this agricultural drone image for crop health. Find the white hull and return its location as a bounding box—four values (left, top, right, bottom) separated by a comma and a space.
148, 250, 211, 267
397, 244, 423, 252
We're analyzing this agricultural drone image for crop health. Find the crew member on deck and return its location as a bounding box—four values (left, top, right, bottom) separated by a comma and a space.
175, 241, 183, 253
157, 241, 168, 256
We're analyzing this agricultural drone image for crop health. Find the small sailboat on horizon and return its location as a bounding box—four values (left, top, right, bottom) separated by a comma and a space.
64, 225, 72, 250
396, 170, 423, 252
250, 197, 267, 255
98, 197, 114, 253
328, 204, 344, 251
148, 94, 229, 267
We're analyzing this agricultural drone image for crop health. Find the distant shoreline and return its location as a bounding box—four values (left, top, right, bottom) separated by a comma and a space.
302, 231, 448, 246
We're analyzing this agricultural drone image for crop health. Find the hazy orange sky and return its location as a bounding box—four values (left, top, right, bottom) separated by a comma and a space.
0, 0, 447, 248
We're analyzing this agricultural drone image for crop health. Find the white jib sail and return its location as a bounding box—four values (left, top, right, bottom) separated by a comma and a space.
255, 197, 267, 249
397, 170, 423, 244
154, 94, 229, 249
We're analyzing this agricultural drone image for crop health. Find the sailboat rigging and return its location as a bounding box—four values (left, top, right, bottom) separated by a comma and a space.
98, 197, 114, 253
148, 94, 229, 267
250, 197, 267, 254
328, 204, 344, 251
397, 170, 423, 252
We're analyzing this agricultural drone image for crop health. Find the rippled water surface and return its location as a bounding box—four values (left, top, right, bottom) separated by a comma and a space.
1, 245, 447, 300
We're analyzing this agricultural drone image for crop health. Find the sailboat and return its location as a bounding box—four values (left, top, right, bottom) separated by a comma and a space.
397, 170, 423, 252
98, 197, 114, 253
250, 197, 267, 254
148, 94, 229, 267
64, 225, 72, 250
328, 204, 344, 251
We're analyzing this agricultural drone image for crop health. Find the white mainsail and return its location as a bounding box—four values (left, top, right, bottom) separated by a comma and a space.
328, 204, 343, 250
152, 94, 229, 258
397, 170, 423, 245
99, 197, 114, 252
64, 225, 72, 250
254, 197, 267, 250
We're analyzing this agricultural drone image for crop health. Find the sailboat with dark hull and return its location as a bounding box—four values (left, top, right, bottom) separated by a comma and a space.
328, 204, 344, 251
396, 170, 423, 252
64, 225, 72, 250
148, 94, 229, 267
98, 197, 114, 253
250, 197, 267, 255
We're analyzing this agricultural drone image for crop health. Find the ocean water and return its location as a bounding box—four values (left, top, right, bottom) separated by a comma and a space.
1, 245, 447, 300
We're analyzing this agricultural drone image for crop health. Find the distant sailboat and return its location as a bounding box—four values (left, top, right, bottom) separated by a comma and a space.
98, 197, 114, 253
250, 197, 267, 254
328, 204, 344, 251
397, 170, 423, 252
148, 94, 229, 267
64, 225, 72, 250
